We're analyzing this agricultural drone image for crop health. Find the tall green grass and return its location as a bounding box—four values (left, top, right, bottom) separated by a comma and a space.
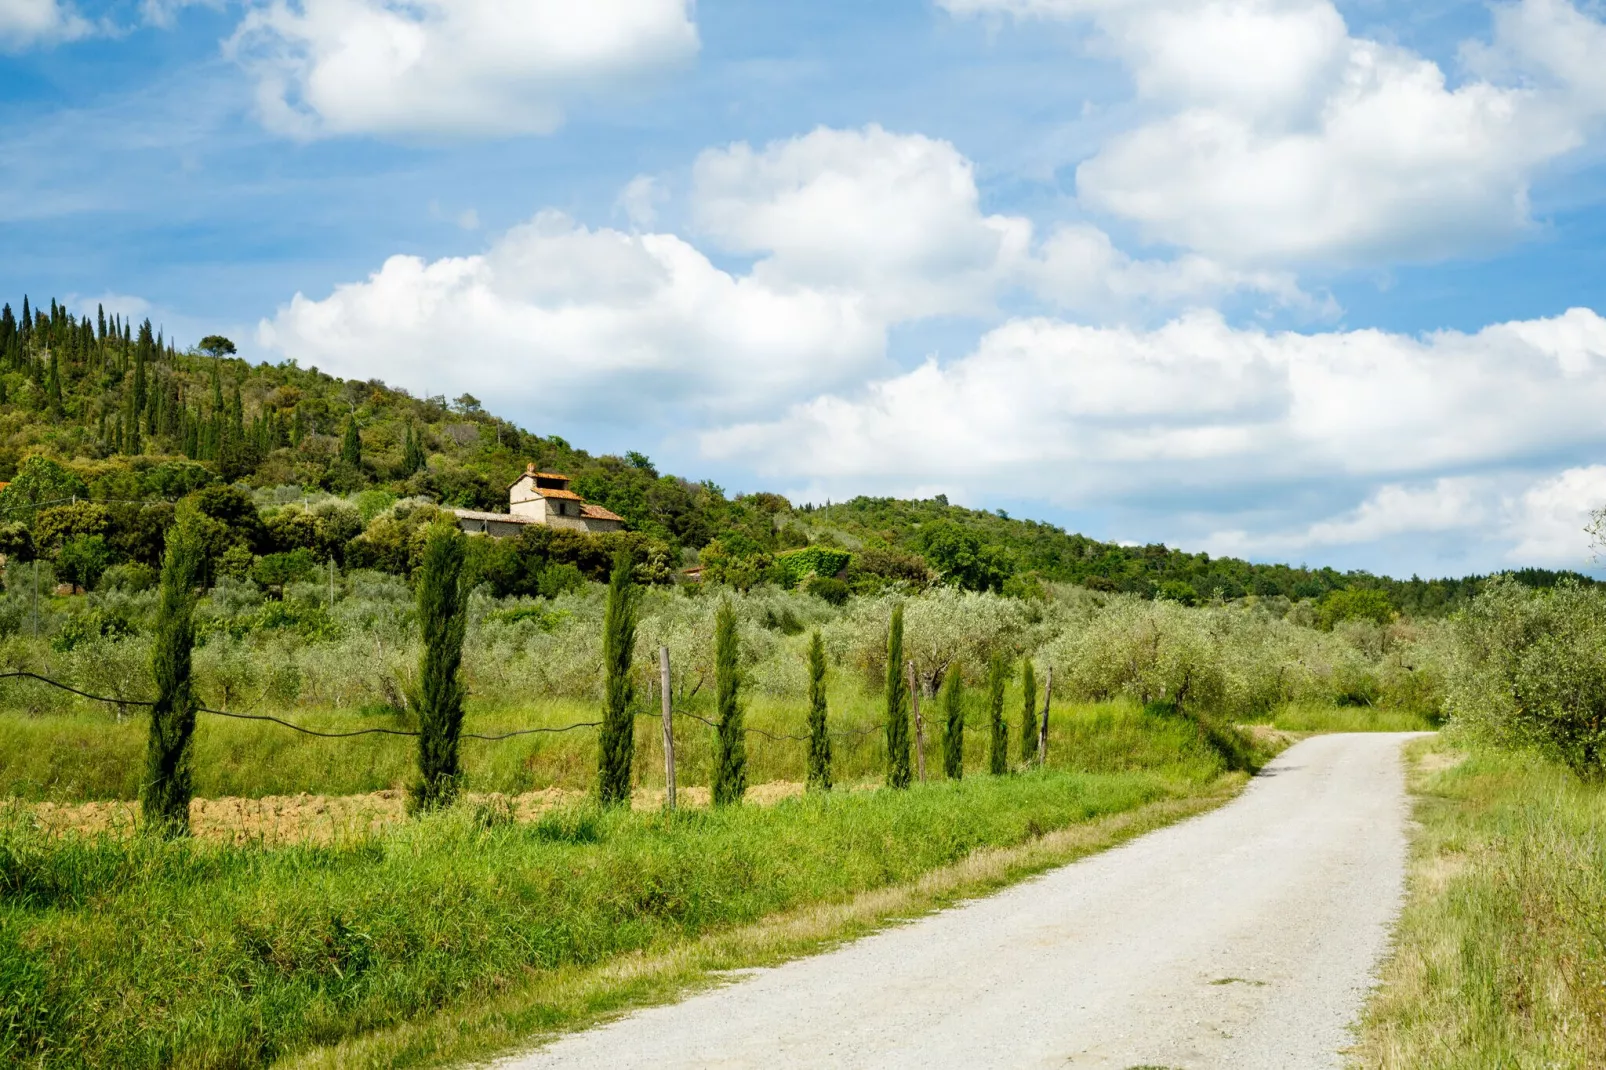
0, 694, 1229, 802
1357, 740, 1606, 1067
1268, 703, 1436, 733
0, 760, 1234, 1069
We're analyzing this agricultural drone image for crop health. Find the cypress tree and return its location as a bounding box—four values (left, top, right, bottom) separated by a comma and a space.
987, 653, 1009, 775
806, 630, 831, 791
884, 604, 912, 789
597, 552, 638, 805
410, 525, 468, 812
341, 412, 362, 467
712, 599, 747, 806
941, 661, 964, 780
404, 424, 427, 473
142, 521, 201, 836
45, 351, 62, 417
1020, 658, 1039, 765
292, 405, 306, 445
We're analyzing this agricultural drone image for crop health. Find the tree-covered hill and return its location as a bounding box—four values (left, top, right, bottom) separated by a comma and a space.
0, 293, 1590, 614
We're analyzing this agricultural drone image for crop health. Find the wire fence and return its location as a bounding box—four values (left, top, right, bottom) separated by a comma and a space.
0, 670, 885, 744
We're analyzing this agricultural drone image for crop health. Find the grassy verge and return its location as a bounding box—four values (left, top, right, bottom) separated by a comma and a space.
0, 729, 1259, 1070
1354, 737, 1606, 1067
278, 783, 1241, 1070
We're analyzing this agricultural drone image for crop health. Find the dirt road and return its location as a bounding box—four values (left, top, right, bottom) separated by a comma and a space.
504, 732, 1423, 1069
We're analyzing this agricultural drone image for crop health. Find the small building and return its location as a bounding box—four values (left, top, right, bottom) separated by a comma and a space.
454, 466, 625, 537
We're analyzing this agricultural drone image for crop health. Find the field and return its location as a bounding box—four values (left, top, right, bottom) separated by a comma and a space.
0, 696, 1263, 1069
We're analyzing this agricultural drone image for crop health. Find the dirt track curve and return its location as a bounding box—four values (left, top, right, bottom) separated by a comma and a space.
502, 732, 1424, 1070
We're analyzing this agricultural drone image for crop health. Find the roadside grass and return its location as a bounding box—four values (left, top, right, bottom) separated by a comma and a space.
1355, 737, 1606, 1068
1269, 703, 1436, 734
277, 784, 1243, 1070
0, 749, 1253, 1070
0, 694, 1233, 803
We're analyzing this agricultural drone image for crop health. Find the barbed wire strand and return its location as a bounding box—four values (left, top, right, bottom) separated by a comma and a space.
0, 671, 889, 744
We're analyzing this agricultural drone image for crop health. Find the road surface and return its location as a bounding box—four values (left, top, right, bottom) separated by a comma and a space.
503, 732, 1422, 1069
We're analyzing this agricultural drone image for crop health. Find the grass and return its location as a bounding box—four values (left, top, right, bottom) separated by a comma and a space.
1269, 703, 1436, 734
1354, 737, 1606, 1068
0, 752, 1252, 1070
0, 693, 1237, 802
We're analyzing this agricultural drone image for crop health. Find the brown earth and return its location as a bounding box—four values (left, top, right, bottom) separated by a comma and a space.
29, 780, 819, 845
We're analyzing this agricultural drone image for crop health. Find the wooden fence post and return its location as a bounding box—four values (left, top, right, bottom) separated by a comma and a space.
907, 660, 927, 783
1039, 666, 1053, 768
660, 645, 676, 811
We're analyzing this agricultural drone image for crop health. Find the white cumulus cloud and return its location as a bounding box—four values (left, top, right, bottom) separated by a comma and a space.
0, 0, 91, 48
228, 0, 699, 138
701, 307, 1606, 508
942, 0, 1606, 267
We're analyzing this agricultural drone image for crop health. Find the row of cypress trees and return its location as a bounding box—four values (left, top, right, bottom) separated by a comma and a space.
136, 521, 1053, 836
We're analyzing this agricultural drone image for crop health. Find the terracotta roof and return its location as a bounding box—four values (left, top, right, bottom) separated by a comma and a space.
581, 503, 625, 523
533, 471, 571, 481
536, 487, 586, 501
453, 508, 534, 524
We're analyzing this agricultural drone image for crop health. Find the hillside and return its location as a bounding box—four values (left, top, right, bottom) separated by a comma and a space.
0, 292, 1589, 611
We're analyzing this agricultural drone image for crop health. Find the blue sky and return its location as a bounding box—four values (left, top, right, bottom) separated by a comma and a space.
5, 0, 1606, 579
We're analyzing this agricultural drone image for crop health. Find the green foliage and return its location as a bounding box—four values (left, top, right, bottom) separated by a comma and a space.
55, 533, 110, 591
1447, 577, 1606, 780
142, 521, 201, 836
988, 653, 1009, 775
197, 335, 236, 358
340, 413, 363, 468
250, 548, 316, 597
1, 457, 87, 519
410, 525, 468, 811
597, 553, 638, 806
712, 600, 746, 806
1020, 659, 1039, 765
917, 520, 1014, 593
1318, 587, 1394, 629
941, 661, 964, 780
806, 630, 831, 791
884, 603, 912, 789
773, 546, 853, 588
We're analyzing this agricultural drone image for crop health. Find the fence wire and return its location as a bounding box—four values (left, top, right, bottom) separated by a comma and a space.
0, 670, 885, 743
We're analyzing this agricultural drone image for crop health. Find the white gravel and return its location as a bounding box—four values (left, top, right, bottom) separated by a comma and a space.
501, 732, 1423, 1070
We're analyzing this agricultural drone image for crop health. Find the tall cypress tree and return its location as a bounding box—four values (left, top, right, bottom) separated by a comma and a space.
410, 525, 467, 812
987, 653, 1009, 775
1019, 658, 1039, 765
806, 630, 832, 792
404, 424, 427, 473
341, 412, 362, 467
597, 553, 638, 805
884, 604, 912, 789
142, 521, 201, 836
712, 599, 747, 806
941, 662, 964, 780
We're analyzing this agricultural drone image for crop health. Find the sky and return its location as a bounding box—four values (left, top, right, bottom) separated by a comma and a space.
4, 0, 1606, 580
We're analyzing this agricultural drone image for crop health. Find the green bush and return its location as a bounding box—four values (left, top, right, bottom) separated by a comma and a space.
773, 546, 853, 587
1447, 577, 1606, 780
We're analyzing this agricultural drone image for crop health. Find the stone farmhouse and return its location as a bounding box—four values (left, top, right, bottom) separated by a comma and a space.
453, 466, 625, 537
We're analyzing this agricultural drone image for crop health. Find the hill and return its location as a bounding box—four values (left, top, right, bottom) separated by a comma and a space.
0, 292, 1591, 613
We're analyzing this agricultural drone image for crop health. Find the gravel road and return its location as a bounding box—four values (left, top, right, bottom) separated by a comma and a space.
503, 732, 1422, 1070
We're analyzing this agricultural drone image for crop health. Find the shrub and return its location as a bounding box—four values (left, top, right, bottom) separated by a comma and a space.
1447, 577, 1606, 780
773, 546, 853, 588
807, 630, 831, 791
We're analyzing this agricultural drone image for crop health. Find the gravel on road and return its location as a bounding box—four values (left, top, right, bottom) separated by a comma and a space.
502, 732, 1424, 1070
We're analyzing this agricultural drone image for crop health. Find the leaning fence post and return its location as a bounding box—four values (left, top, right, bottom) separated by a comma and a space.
660, 645, 676, 811
907, 660, 927, 783
1039, 666, 1053, 768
